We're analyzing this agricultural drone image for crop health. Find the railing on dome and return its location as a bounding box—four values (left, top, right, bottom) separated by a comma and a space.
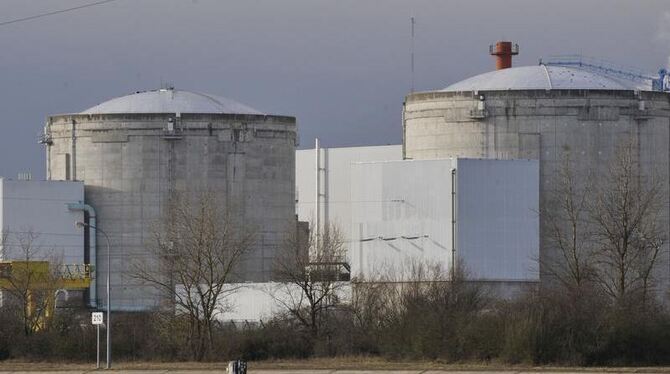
541, 54, 669, 91
489, 43, 519, 55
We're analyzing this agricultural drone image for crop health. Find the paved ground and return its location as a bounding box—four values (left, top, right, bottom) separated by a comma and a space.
2, 370, 670, 373
2, 361, 670, 374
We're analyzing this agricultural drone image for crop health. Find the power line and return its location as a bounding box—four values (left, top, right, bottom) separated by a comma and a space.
0, 0, 120, 28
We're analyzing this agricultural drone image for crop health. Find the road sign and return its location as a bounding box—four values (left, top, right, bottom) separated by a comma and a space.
92, 312, 104, 325
92, 312, 104, 369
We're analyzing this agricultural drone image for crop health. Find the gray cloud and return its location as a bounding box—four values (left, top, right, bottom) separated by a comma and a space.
657, 10, 670, 68
0, 0, 668, 178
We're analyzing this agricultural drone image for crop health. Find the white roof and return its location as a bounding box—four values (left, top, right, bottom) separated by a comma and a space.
442, 65, 651, 92
81, 88, 264, 115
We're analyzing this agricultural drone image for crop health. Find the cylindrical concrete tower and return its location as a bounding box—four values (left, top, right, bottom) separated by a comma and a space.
44, 88, 297, 310
403, 64, 670, 291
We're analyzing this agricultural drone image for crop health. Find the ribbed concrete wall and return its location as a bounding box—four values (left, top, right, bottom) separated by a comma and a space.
404, 89, 670, 292
45, 113, 296, 310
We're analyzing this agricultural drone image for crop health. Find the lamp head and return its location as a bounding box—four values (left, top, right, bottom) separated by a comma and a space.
75, 221, 87, 229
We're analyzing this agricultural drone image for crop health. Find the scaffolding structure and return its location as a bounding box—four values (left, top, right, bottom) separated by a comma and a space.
542, 54, 669, 91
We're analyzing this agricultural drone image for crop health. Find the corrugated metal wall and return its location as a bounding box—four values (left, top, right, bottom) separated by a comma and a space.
350, 158, 539, 282
456, 159, 539, 281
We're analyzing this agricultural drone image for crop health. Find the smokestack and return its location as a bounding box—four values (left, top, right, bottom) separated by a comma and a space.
489, 41, 519, 70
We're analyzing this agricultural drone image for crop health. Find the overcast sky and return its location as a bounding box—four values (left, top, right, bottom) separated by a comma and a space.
1, 0, 669, 178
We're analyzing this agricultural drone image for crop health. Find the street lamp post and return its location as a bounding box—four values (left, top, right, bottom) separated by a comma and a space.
76, 221, 112, 369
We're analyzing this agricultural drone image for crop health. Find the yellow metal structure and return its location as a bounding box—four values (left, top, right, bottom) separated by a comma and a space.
0, 261, 92, 331
0, 261, 92, 289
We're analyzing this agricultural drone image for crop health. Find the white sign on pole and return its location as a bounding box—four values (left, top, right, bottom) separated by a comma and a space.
92, 312, 104, 325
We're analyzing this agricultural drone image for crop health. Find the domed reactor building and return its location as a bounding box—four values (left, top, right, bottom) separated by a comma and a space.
403, 42, 670, 292
43, 88, 297, 310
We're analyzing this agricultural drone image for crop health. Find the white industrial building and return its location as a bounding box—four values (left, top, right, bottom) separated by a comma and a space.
296, 144, 402, 233
350, 158, 539, 283
0, 178, 84, 265
215, 148, 542, 323
209, 282, 351, 323
295, 146, 540, 290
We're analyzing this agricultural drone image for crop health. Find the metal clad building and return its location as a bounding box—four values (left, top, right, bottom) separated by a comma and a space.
44, 88, 297, 310
350, 158, 539, 283
455, 159, 539, 281
296, 144, 402, 238
296, 146, 539, 288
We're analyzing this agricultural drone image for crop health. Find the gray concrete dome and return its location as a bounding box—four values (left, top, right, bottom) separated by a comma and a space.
81, 88, 263, 115
45, 88, 296, 311
443, 65, 650, 92
403, 65, 670, 297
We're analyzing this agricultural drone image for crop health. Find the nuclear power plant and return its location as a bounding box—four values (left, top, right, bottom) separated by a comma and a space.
297, 43, 670, 301
1, 42, 670, 317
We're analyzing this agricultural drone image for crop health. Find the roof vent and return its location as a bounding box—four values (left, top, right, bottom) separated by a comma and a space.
490, 41, 519, 70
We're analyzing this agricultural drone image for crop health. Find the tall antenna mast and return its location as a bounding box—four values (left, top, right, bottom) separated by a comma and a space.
410, 16, 415, 93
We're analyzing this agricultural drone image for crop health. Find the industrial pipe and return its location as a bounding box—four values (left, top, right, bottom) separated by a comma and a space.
315, 138, 320, 240
451, 168, 456, 281
67, 202, 97, 308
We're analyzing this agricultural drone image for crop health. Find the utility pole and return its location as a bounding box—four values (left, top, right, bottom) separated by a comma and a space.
77, 221, 112, 369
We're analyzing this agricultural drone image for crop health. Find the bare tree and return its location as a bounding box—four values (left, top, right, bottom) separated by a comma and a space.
133, 192, 255, 361
0, 230, 59, 334
273, 222, 349, 339
350, 260, 489, 360
349, 278, 391, 342
542, 149, 596, 290
589, 143, 666, 304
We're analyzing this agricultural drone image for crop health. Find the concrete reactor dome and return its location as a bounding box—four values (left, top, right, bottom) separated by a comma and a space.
443, 65, 651, 92
403, 42, 670, 297
45, 89, 296, 311
81, 88, 263, 115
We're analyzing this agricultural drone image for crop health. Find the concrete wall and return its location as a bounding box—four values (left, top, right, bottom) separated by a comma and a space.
45, 113, 296, 310
0, 179, 84, 264
403, 89, 670, 291
349, 158, 539, 282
